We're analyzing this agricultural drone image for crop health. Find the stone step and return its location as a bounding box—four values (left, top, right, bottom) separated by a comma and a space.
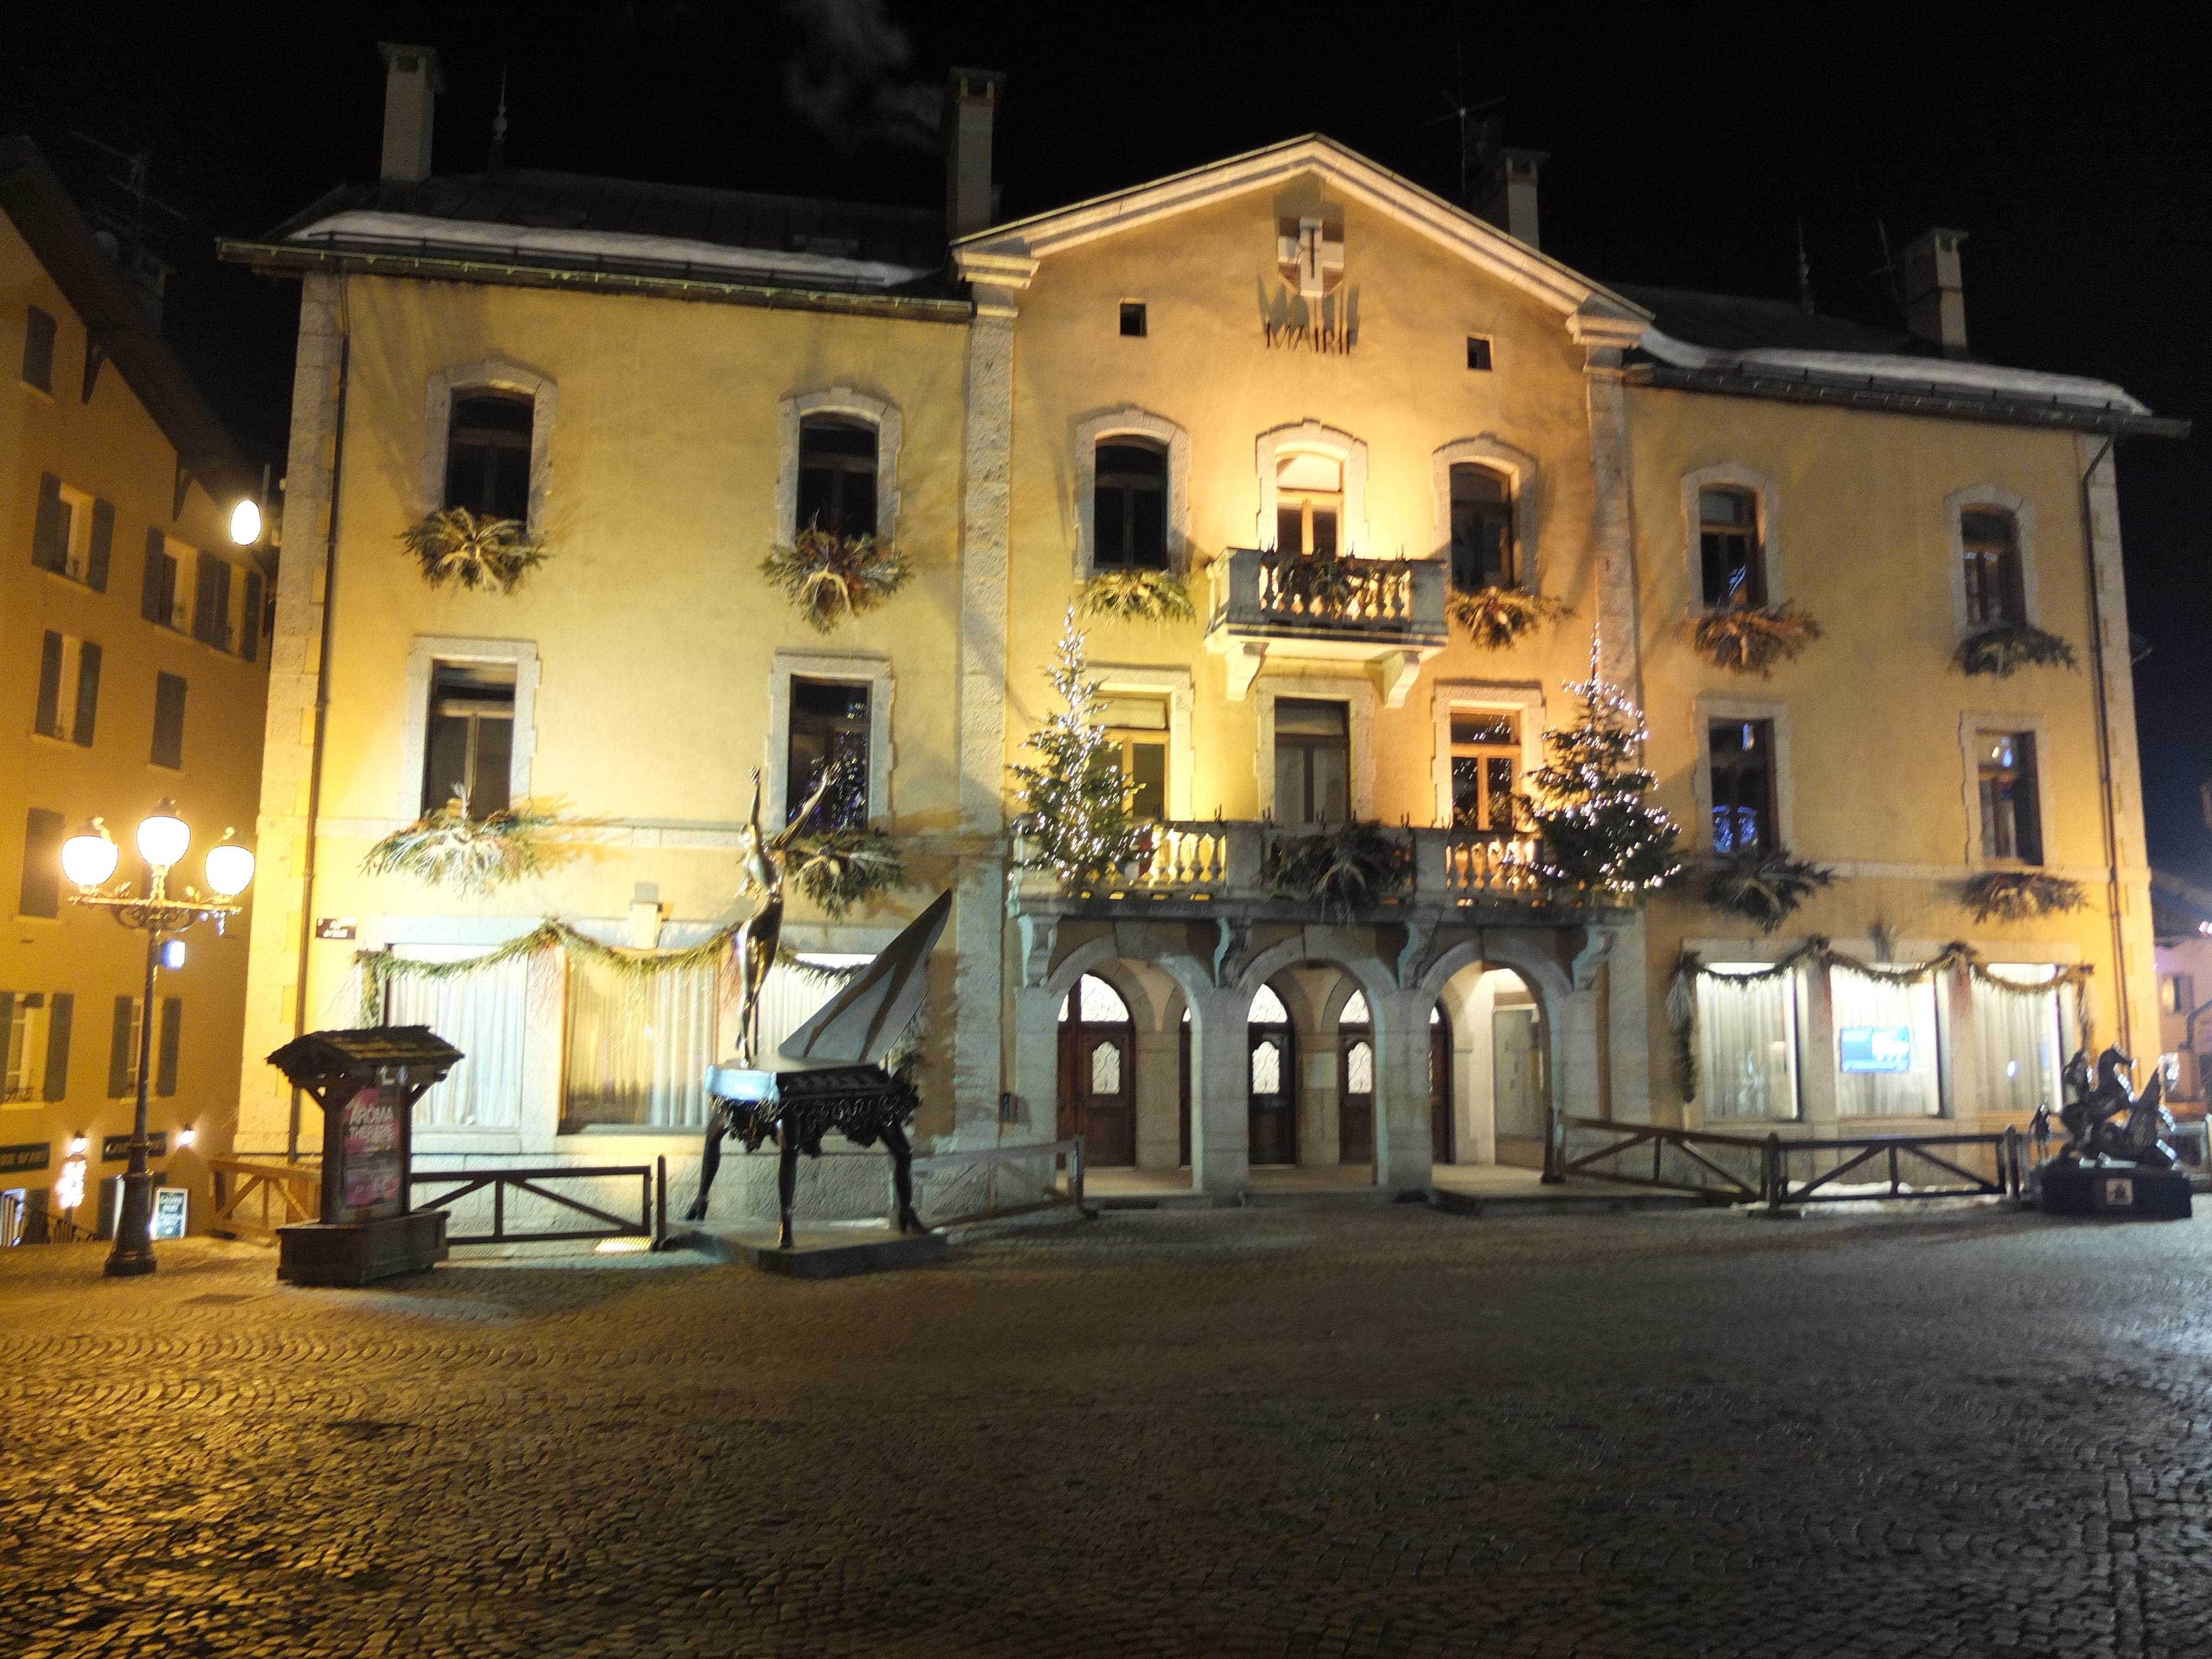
1429, 1187, 1724, 1219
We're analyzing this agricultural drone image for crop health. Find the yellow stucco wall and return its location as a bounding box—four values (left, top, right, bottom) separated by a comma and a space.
2, 211, 268, 1228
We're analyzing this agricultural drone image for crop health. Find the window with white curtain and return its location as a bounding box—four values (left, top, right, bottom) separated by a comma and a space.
1832, 967, 1943, 1118
564, 960, 721, 1130
1696, 967, 1799, 1120
1970, 965, 2068, 1117
384, 950, 530, 1130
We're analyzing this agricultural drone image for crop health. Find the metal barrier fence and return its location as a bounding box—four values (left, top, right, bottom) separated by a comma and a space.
1561, 1117, 2025, 1211
906, 1138, 1088, 1231
409, 1160, 666, 1246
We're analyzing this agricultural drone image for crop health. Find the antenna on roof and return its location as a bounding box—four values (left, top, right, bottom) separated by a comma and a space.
1871, 219, 1903, 314
1795, 218, 1814, 315
488, 66, 509, 171
66, 131, 185, 321
1421, 9, 1505, 206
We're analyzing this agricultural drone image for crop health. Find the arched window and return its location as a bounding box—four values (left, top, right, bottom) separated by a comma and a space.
1448, 464, 1514, 590
445, 392, 534, 521
1960, 508, 2025, 627
1250, 983, 1290, 1023
797, 415, 878, 539
1093, 440, 1168, 570
1057, 974, 1131, 1024
1275, 452, 1342, 556
1339, 989, 1370, 1025
1698, 487, 1764, 608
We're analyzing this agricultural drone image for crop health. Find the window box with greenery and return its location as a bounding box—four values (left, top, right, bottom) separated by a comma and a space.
1691, 602, 1822, 676
1703, 847, 1836, 933
1958, 870, 2087, 924
1955, 622, 2078, 678
1079, 567, 1195, 625
761, 528, 912, 634
400, 508, 549, 595
1265, 820, 1413, 918
362, 796, 572, 896
1447, 585, 1572, 649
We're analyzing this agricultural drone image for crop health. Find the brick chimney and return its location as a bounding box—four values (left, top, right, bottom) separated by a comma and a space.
943, 69, 1005, 241
1473, 146, 1547, 251
378, 42, 445, 185
1901, 228, 1969, 358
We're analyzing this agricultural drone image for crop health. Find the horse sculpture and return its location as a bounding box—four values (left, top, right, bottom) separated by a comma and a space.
2054, 1046, 2177, 1170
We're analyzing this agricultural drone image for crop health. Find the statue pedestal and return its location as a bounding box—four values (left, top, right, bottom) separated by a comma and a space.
2040, 1163, 2192, 1220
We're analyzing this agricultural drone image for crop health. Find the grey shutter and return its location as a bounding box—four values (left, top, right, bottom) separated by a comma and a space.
151, 673, 186, 769
73, 642, 100, 747
241, 571, 263, 662
108, 998, 134, 1098
141, 528, 168, 622
87, 499, 114, 590
33, 473, 64, 570
42, 993, 71, 1101
34, 632, 62, 736
18, 808, 63, 919
193, 551, 219, 643
0, 994, 12, 1091
155, 998, 182, 1097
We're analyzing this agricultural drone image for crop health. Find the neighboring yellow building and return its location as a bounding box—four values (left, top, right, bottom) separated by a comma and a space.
220, 50, 2184, 1212
2, 139, 268, 1237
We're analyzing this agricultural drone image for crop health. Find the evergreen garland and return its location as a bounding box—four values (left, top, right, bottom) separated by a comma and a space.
1078, 569, 1197, 624
761, 529, 913, 633
1009, 609, 1149, 881
399, 508, 550, 594
1703, 847, 1837, 933
1956, 622, 2079, 678
1520, 637, 1683, 899
784, 825, 907, 919
361, 798, 570, 895
1446, 585, 1573, 650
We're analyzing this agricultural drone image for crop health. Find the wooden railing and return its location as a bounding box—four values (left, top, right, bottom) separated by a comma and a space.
209, 1157, 321, 1243
1559, 1118, 2025, 1210
410, 1161, 665, 1246
1209, 547, 1448, 642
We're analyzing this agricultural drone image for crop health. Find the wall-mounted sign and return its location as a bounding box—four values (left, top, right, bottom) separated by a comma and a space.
1838, 1026, 1914, 1073
151, 1186, 190, 1240
0, 1141, 51, 1175
316, 918, 359, 941
102, 1132, 168, 1162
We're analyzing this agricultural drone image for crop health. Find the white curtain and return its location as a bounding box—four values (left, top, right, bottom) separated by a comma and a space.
1971, 967, 2066, 1118
1696, 969, 1798, 1120
565, 961, 721, 1129
385, 951, 529, 1130
1831, 967, 1942, 1118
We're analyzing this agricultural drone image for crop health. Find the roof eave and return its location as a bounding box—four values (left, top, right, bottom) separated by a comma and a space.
1627, 362, 2190, 440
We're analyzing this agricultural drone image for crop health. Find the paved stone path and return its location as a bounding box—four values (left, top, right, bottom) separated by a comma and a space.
3, 1203, 2209, 1657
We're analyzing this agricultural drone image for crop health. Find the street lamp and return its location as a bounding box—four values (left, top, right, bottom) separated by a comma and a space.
63, 806, 254, 1277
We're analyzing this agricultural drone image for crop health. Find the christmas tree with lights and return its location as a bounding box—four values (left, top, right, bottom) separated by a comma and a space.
1011, 609, 1149, 881
1521, 635, 1682, 899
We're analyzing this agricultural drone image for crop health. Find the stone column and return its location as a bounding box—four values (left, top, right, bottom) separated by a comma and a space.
1185, 985, 1250, 1193
1007, 982, 1061, 1144
235, 272, 346, 1157
1371, 987, 1434, 1191
1605, 911, 1653, 1123
1569, 311, 1648, 698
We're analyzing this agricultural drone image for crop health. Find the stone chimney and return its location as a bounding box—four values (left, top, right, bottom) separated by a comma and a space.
943, 68, 1005, 241
378, 42, 445, 184
1473, 146, 1547, 251
1901, 228, 1969, 358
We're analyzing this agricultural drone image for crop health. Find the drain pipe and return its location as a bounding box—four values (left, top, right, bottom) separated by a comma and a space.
287, 282, 352, 1158
2077, 434, 2131, 1056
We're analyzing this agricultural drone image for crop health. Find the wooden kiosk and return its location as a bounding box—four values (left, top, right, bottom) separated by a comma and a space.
268, 1027, 462, 1285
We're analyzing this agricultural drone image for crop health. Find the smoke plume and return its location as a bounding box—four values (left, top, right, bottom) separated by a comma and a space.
780, 0, 939, 149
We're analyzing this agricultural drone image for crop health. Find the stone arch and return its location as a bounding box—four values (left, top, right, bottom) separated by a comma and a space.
1415, 933, 1573, 1011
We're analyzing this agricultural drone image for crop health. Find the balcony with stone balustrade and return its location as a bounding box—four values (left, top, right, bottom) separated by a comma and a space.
1204, 547, 1450, 706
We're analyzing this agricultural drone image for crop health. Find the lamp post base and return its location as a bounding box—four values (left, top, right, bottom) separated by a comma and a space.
103, 1168, 158, 1277
103, 1249, 158, 1278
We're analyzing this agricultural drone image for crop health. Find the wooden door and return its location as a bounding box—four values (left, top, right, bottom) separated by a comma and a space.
1338, 1031, 1374, 1163
1493, 1008, 1542, 1159
1178, 1018, 1191, 1166
1248, 1025, 1297, 1165
1058, 1022, 1135, 1167
1430, 1015, 1454, 1164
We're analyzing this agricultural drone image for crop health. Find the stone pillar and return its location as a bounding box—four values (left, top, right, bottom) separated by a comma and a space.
1605, 911, 1653, 1123
235, 272, 345, 1157
1569, 312, 1647, 698
1007, 982, 1060, 1144
1371, 988, 1434, 1191
951, 300, 1016, 1136
1133, 1021, 1182, 1170
1185, 985, 1250, 1193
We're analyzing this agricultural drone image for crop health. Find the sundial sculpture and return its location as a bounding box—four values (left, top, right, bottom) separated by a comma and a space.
686, 770, 950, 1248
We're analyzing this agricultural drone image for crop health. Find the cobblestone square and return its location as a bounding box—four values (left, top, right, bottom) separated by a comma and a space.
3, 1204, 2209, 1657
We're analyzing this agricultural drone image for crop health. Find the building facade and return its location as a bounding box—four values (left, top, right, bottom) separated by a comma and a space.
2, 140, 268, 1236
220, 52, 2182, 1208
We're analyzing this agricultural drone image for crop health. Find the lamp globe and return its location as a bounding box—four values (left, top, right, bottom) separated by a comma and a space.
61, 819, 119, 889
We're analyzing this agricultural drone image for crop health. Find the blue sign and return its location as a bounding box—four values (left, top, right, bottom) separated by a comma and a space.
1839, 1026, 1914, 1073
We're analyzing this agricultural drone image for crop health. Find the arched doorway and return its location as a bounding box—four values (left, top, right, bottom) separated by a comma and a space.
1337, 990, 1453, 1165
1248, 982, 1297, 1165
1058, 974, 1135, 1166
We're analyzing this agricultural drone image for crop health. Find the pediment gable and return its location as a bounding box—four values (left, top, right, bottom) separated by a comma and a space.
952, 135, 1649, 335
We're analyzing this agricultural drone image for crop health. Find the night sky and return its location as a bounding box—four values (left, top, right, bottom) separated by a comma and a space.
9, 3, 2206, 867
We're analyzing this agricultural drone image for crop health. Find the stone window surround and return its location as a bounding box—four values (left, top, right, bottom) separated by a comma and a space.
1430, 435, 1543, 585
1254, 421, 1369, 556
1092, 662, 1197, 821
396, 637, 542, 820
1957, 709, 2058, 870
1428, 679, 1546, 828
1943, 484, 2042, 636
1072, 406, 1191, 580
1254, 672, 1378, 821
422, 360, 557, 533
766, 648, 896, 831
777, 386, 902, 544
1691, 693, 1796, 855
1680, 461, 1782, 616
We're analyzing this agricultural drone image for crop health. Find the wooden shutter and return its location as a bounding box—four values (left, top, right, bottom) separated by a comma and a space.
34, 631, 63, 736
108, 997, 135, 1097
152, 673, 186, 769
42, 993, 71, 1101
141, 528, 168, 622
193, 551, 226, 645
18, 808, 64, 919
33, 473, 65, 571
73, 642, 101, 747
87, 499, 114, 591
155, 999, 182, 1097
241, 571, 263, 662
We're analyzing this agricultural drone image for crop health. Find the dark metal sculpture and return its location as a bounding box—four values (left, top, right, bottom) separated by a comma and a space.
686, 889, 952, 1248
2054, 1047, 2177, 1170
